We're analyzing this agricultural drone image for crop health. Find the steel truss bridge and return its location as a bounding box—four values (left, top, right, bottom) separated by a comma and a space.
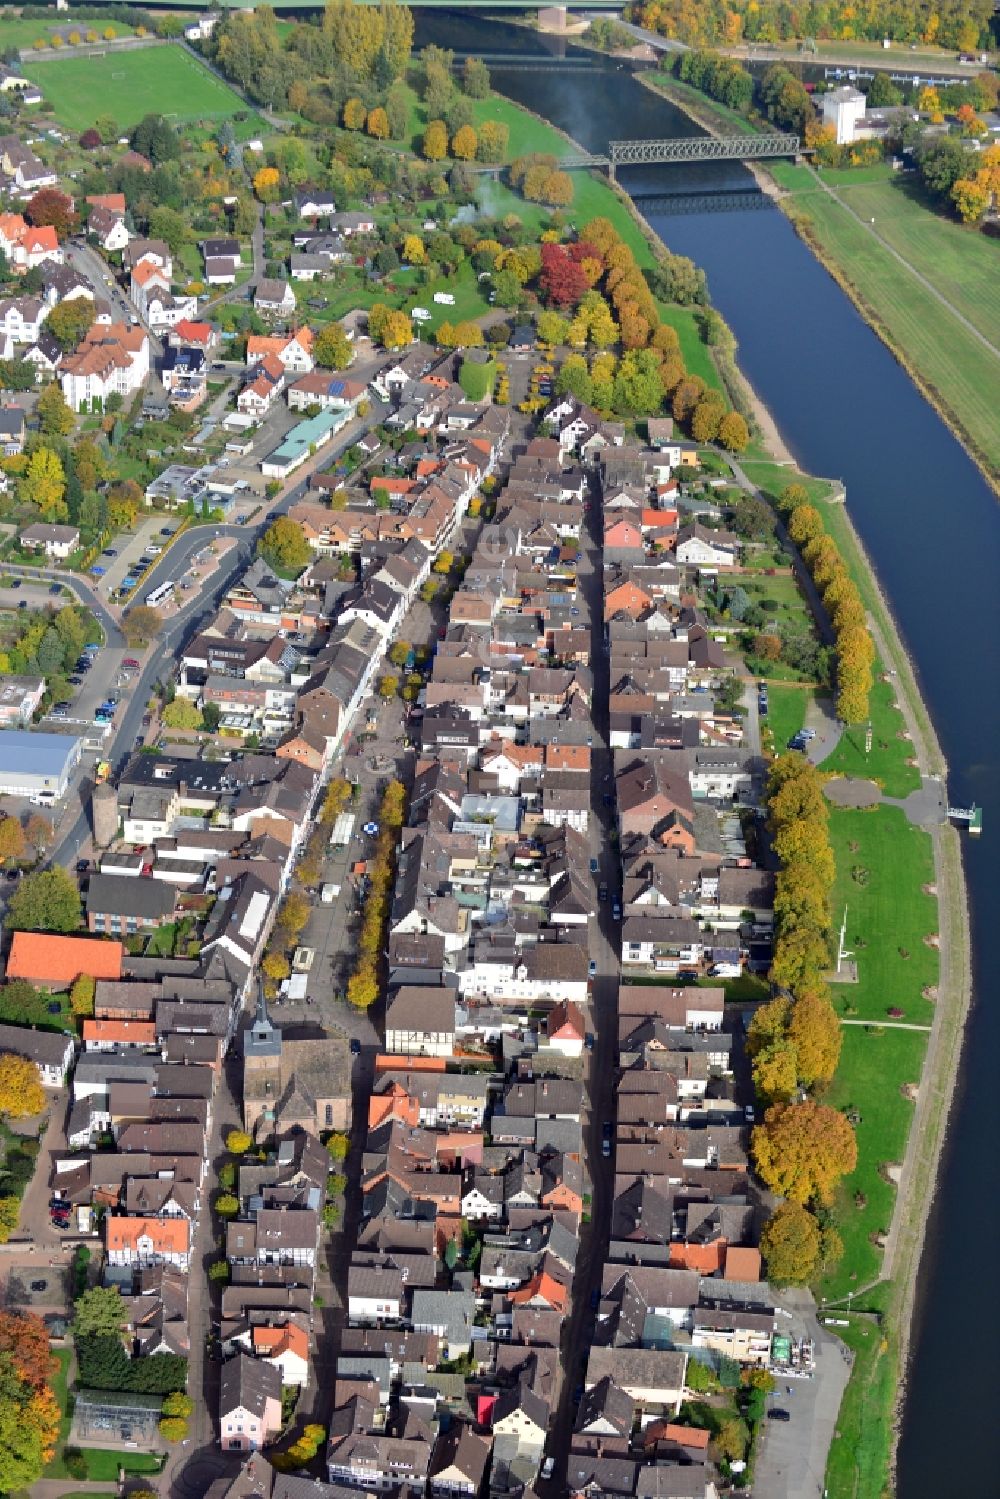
556, 133, 801, 176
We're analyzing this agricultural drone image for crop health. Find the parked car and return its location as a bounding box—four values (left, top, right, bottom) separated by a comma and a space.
767, 1409, 791, 1422
612, 899, 622, 921
48, 583, 61, 595
598, 883, 608, 902
588, 960, 597, 978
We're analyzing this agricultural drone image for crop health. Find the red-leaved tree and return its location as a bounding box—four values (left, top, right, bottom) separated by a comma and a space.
539, 242, 588, 308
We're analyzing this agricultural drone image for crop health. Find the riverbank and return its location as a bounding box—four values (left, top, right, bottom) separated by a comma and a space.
640, 67, 1000, 495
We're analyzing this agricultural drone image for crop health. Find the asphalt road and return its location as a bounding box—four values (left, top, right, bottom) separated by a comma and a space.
541, 471, 620, 1490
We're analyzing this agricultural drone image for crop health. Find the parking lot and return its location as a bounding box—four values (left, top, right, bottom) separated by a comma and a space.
95, 514, 182, 602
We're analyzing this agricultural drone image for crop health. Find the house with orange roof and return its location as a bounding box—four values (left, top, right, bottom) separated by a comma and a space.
508, 1268, 569, 1314
237, 354, 286, 419
87, 192, 127, 215
544, 999, 587, 1059
105, 1214, 191, 1269
82, 1018, 157, 1052
170, 319, 216, 353
0, 212, 61, 270
61, 321, 149, 412
245, 328, 314, 376
7, 932, 123, 987
246, 1322, 310, 1386
604, 579, 654, 622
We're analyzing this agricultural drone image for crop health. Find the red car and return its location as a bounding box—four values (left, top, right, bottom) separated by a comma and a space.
123, 658, 140, 670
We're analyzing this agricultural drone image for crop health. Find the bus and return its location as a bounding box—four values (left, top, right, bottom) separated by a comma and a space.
146, 580, 175, 609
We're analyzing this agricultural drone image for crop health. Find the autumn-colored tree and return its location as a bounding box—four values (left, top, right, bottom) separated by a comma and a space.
917, 84, 943, 122
313, 322, 352, 370
24, 814, 51, 851
451, 124, 477, 160
26, 188, 77, 238
159, 1415, 188, 1442
0, 816, 25, 862
778, 481, 808, 514
422, 119, 448, 161
23, 448, 67, 522
752, 1101, 857, 1206
672, 375, 707, 425
746, 996, 792, 1059
788, 988, 842, 1089
542, 169, 573, 207
69, 973, 95, 1018
788, 503, 823, 546
320, 777, 352, 824
347, 965, 378, 1009
325, 1131, 349, 1160
366, 107, 389, 139
278, 890, 311, 936
381, 779, 407, 829
690, 398, 724, 443
226, 1129, 252, 1155
376, 308, 412, 350
252, 166, 280, 204
752, 1039, 798, 1107
162, 699, 202, 730
260, 516, 311, 574
759, 1201, 821, 1286
378, 673, 399, 699
718, 410, 750, 453
36, 381, 76, 434
769, 923, 832, 994
262, 951, 290, 985
122, 606, 162, 648
476, 119, 509, 163
753, 632, 782, 662
0, 1054, 45, 1119
342, 96, 367, 131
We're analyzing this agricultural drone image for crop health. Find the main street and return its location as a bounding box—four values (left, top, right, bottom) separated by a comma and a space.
540, 470, 620, 1492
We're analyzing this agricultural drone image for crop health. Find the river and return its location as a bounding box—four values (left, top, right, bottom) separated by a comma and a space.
412, 10, 1000, 1492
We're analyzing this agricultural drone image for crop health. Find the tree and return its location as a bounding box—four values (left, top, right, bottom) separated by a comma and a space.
69, 973, 95, 1018
313, 322, 352, 370
752, 1101, 857, 1207
208, 1259, 229, 1283
690, 397, 724, 442
788, 989, 842, 1089
347, 964, 378, 1009
463, 56, 490, 97
252, 166, 280, 204
162, 699, 202, 730
259, 516, 311, 575
536, 310, 569, 346
23, 448, 66, 522
72, 1286, 126, 1340
672, 375, 707, 425
226, 1129, 252, 1155
278, 891, 311, 936
378, 673, 398, 699
476, 119, 509, 163
122, 607, 162, 648
778, 482, 808, 515
0, 1055, 44, 1119
325, 1131, 349, 1161
262, 950, 290, 985
0, 816, 25, 862
25, 189, 76, 238
422, 119, 449, 161
342, 96, 367, 131
451, 124, 478, 161
539, 242, 587, 307
751, 1039, 798, 1107
36, 379, 77, 431
320, 777, 352, 824
159, 1416, 188, 1442
366, 106, 389, 139
6, 866, 80, 933
162, 1391, 193, 1419
759, 1201, 821, 1286
718, 410, 750, 453
214, 1192, 239, 1218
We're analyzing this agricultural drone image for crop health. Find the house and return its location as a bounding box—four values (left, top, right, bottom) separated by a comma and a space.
60, 322, 149, 412
674, 524, 740, 569
18, 521, 79, 560
0, 295, 45, 343
219, 1353, 282, 1451
6, 933, 123, 988
0, 674, 44, 725
105, 1215, 192, 1270
124, 238, 171, 275
293, 187, 338, 220
246, 330, 314, 377
329, 211, 375, 237
254, 278, 296, 316
286, 373, 364, 414
0, 1022, 74, 1087
0, 406, 24, 455
161, 343, 207, 404
202, 237, 242, 283
86, 873, 177, 936
384, 986, 456, 1058
247, 1323, 310, 1387
429, 1425, 491, 1498
491, 1381, 549, 1456
88, 203, 130, 254
822, 84, 867, 144
410, 1290, 476, 1359
585, 1347, 688, 1414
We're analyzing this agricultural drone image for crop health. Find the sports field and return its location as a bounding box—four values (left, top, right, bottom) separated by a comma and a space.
24, 44, 254, 133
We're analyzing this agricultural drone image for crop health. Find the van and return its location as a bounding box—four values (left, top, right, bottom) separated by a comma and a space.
433, 292, 455, 306
411, 307, 431, 323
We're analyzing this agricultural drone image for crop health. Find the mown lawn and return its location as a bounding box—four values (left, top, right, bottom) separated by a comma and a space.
827, 805, 938, 1027
25, 44, 259, 133
0, 16, 133, 48
822, 674, 920, 798
780, 176, 1000, 480
824, 1302, 897, 1499
763, 681, 812, 750
819, 1023, 927, 1300
400, 83, 571, 162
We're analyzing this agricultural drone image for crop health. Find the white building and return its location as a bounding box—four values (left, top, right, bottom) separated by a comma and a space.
821, 85, 867, 144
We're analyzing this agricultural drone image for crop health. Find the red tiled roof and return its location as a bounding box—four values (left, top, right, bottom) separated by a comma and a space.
7, 933, 123, 985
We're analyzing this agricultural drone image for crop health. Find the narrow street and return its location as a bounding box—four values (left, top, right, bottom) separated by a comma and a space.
542, 471, 619, 1491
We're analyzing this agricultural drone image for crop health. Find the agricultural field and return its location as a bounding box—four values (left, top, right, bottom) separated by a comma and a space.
0, 15, 133, 50
24, 44, 258, 134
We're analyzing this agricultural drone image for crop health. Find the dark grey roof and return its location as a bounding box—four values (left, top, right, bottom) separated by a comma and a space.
86, 873, 176, 921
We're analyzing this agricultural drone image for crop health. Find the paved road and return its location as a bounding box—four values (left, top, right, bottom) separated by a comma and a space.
541, 470, 619, 1492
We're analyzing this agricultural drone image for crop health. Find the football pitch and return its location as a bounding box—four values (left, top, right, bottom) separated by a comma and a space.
24, 44, 256, 134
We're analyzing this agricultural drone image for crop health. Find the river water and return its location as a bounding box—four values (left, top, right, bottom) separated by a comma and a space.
412, 11, 1000, 1491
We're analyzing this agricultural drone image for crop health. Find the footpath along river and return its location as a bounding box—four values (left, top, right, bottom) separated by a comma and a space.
411, 11, 1000, 1493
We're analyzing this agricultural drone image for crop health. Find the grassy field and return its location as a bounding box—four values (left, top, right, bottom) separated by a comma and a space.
25, 44, 257, 133
799, 166, 1000, 350
824, 1297, 897, 1499
401, 83, 572, 163
762, 681, 811, 749
777, 168, 1000, 482
0, 16, 133, 49
823, 674, 920, 799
